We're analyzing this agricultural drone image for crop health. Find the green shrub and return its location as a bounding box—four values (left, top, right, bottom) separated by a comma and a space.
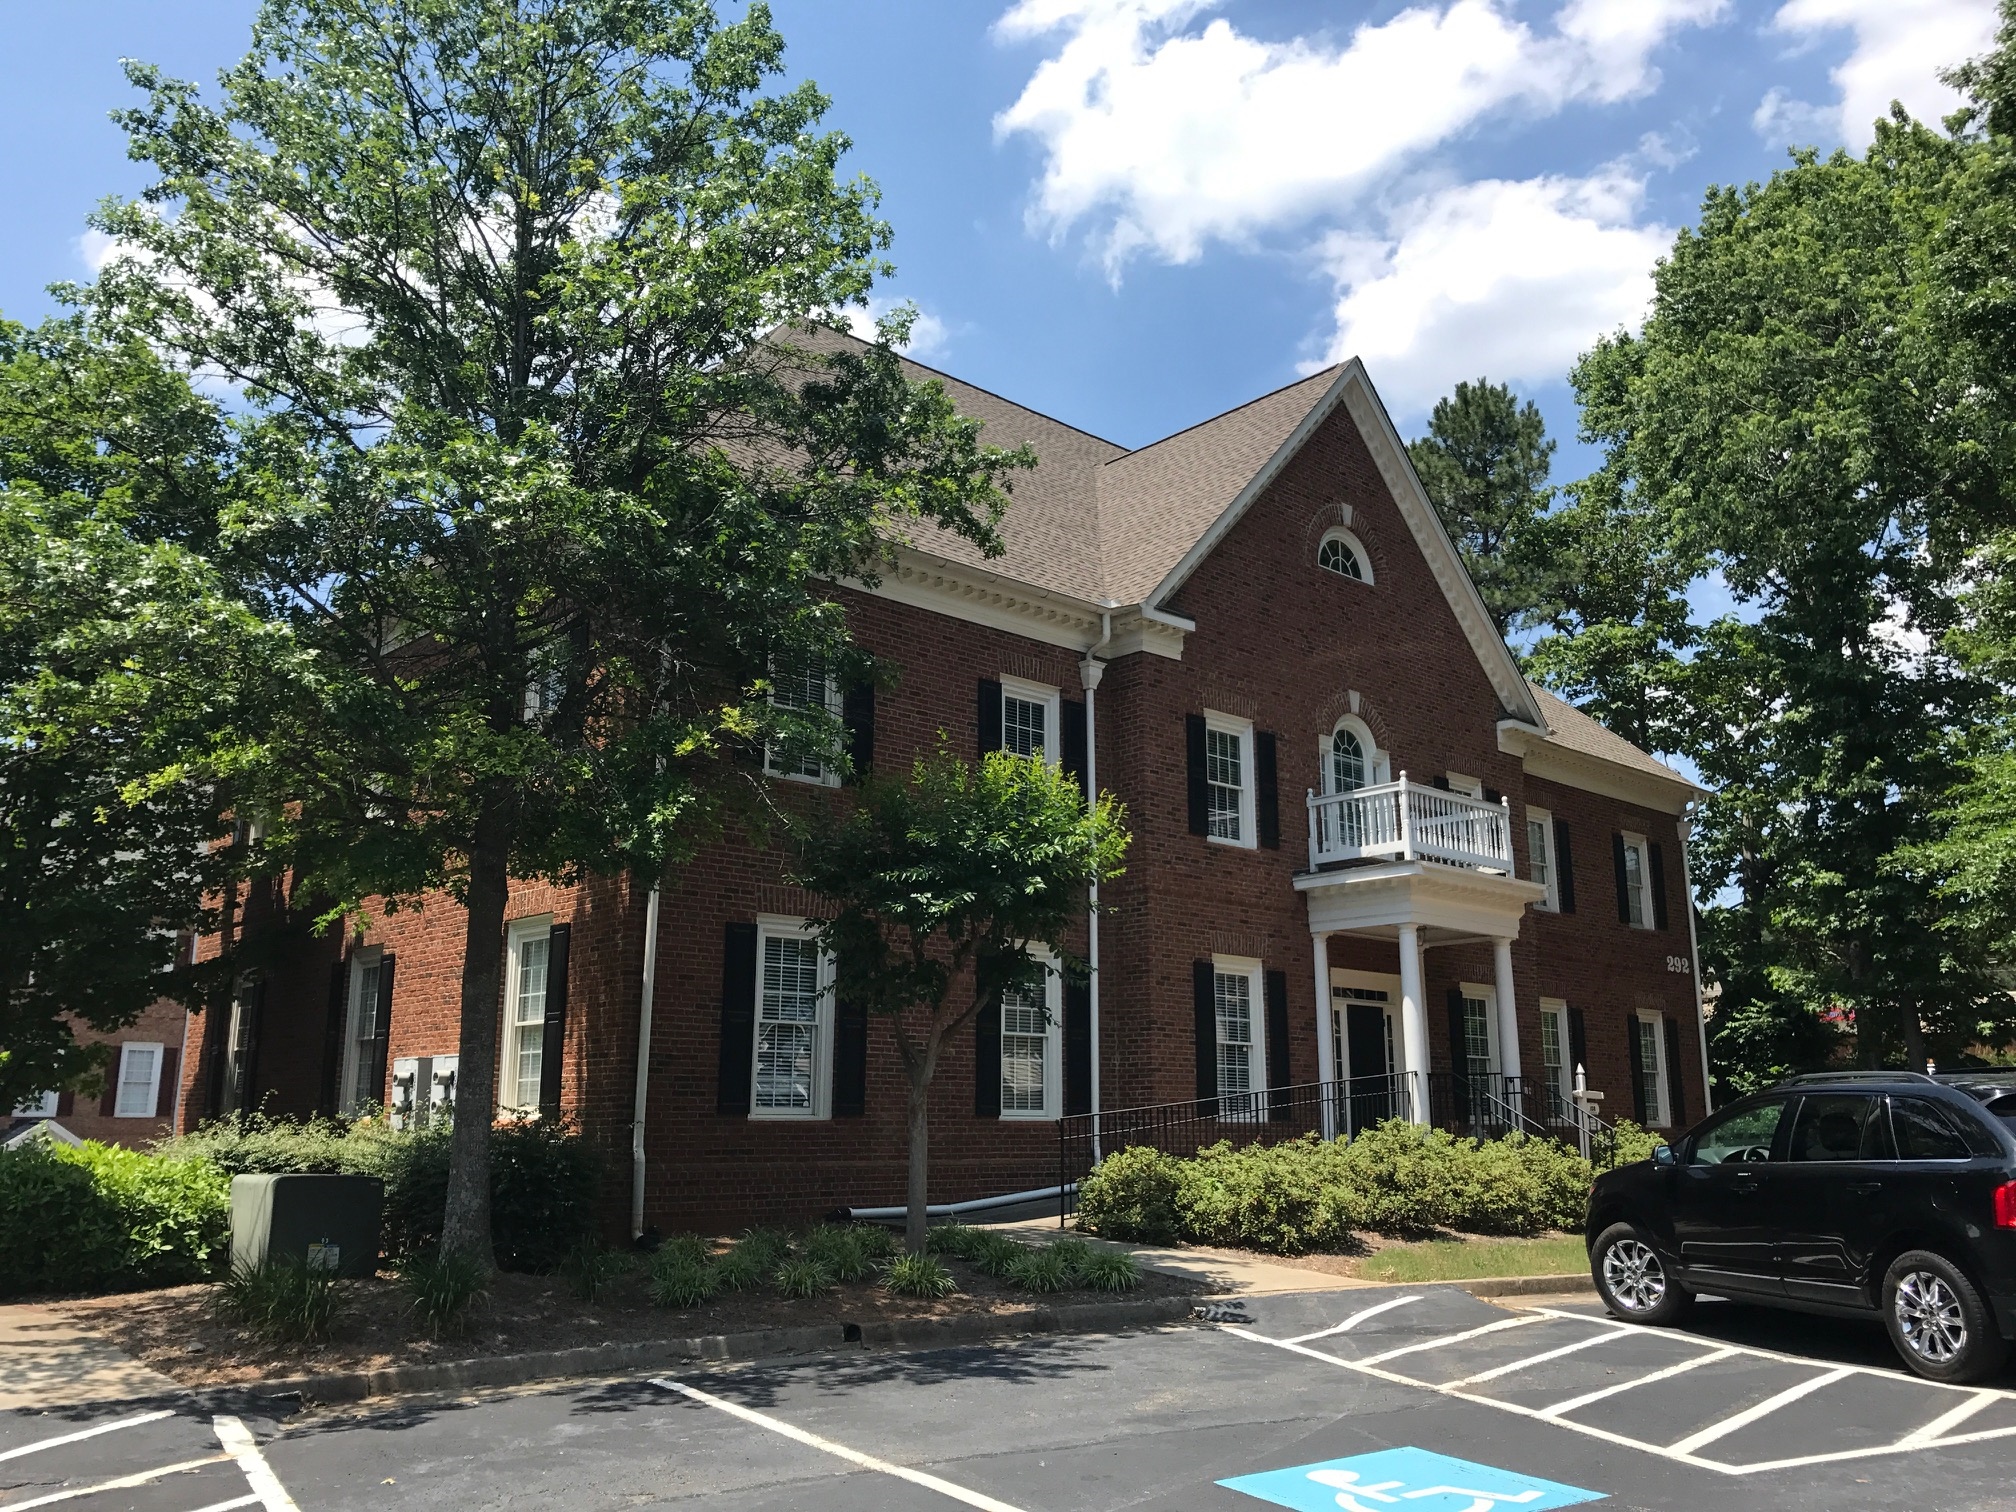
965, 1232, 1027, 1277
852, 1225, 900, 1261
1172, 1136, 1357, 1254
773, 1258, 832, 1299
401, 1250, 487, 1337
1004, 1245, 1073, 1293
802, 1226, 872, 1282
648, 1254, 718, 1308
155, 1112, 353, 1174
1075, 1145, 1182, 1244
734, 1227, 791, 1270
1600, 1120, 1664, 1171
487, 1118, 603, 1272
710, 1248, 763, 1291
1049, 1237, 1093, 1275
560, 1240, 626, 1303
882, 1252, 956, 1298
924, 1222, 984, 1258
656, 1232, 712, 1267
1075, 1248, 1141, 1292
0, 1141, 228, 1296
217, 1258, 343, 1344
1333, 1122, 1466, 1234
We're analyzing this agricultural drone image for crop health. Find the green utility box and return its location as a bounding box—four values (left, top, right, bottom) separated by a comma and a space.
229, 1173, 384, 1278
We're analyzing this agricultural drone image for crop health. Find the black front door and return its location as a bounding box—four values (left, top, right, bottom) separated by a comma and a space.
1670, 1096, 1792, 1297
1345, 999, 1393, 1133
1776, 1092, 1892, 1306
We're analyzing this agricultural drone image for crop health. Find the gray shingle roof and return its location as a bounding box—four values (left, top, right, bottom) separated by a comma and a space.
1526, 684, 1696, 791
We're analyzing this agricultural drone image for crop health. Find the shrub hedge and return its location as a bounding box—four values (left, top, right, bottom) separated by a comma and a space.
0, 1141, 229, 1296
1077, 1120, 1626, 1254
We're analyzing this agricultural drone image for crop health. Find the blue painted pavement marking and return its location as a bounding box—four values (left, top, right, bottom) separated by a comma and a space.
1219, 1447, 1606, 1512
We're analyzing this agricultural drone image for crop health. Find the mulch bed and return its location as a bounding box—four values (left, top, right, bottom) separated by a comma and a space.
56, 1253, 1205, 1389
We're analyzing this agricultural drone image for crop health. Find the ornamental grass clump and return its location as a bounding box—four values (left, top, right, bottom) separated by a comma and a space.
648, 1252, 719, 1308
1004, 1244, 1073, 1294
560, 1240, 626, 1303
965, 1232, 1027, 1277
216, 1257, 343, 1345
401, 1250, 487, 1337
1074, 1248, 1141, 1292
882, 1252, 957, 1299
734, 1227, 791, 1270
710, 1248, 763, 1292
773, 1257, 832, 1299
802, 1225, 872, 1282
924, 1223, 983, 1258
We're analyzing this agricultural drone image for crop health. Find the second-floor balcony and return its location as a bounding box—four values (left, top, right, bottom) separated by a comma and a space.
1307, 774, 1513, 873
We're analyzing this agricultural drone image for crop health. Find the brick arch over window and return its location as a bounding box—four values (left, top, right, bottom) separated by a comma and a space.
1313, 689, 1395, 757
1299, 500, 1387, 585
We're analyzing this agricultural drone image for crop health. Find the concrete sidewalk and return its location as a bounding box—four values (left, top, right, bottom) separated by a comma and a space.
0, 1303, 182, 1409
991, 1219, 1378, 1294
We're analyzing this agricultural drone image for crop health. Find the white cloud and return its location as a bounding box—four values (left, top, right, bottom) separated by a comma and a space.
993, 0, 1724, 274
1751, 85, 1836, 144
1318, 169, 1667, 412
842, 297, 951, 360
1765, 0, 2000, 146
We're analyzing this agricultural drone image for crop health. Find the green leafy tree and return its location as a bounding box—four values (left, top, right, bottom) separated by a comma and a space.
85, 0, 1022, 1264
1407, 379, 1560, 641
0, 319, 284, 1109
792, 748, 1127, 1253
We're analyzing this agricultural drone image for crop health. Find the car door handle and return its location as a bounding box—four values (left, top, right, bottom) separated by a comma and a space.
1847, 1182, 1882, 1197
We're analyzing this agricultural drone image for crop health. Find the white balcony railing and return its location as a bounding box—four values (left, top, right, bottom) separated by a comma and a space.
1307, 773, 1513, 873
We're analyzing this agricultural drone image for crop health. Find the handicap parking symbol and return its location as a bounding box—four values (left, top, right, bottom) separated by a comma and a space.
1219, 1447, 1604, 1512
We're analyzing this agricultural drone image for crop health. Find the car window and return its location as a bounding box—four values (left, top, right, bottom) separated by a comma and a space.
1686, 1099, 1786, 1165
1789, 1094, 1882, 1162
1983, 1092, 2016, 1133
1892, 1097, 1974, 1160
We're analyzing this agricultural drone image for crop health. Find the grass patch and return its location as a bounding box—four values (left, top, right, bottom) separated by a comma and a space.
1352, 1234, 1587, 1284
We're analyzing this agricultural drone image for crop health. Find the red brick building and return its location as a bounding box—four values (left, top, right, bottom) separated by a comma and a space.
168, 349, 1707, 1232
9, 995, 189, 1150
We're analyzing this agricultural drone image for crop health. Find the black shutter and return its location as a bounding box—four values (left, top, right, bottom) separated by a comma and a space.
367, 962, 393, 1112
1060, 698, 1088, 797
1484, 787, 1502, 806
1256, 731, 1281, 849
156, 1048, 179, 1120
974, 996, 1001, 1118
320, 958, 347, 1114
240, 981, 266, 1113
1568, 1005, 1588, 1079
716, 922, 758, 1114
1613, 833, 1632, 924
1432, 775, 1451, 791
99, 1063, 118, 1116
56, 1090, 74, 1117
1553, 818, 1577, 913
1445, 987, 1470, 1122
1627, 1012, 1647, 1124
1063, 978, 1091, 1117
538, 923, 571, 1119
1186, 714, 1209, 836
833, 957, 868, 1118
978, 679, 1003, 757
1664, 1016, 1687, 1127
204, 1013, 228, 1117
1193, 960, 1219, 1112
1649, 841, 1670, 930
842, 682, 876, 783
1265, 969, 1291, 1121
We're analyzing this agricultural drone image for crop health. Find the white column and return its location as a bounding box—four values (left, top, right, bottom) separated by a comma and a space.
1492, 937, 1521, 1083
1396, 922, 1430, 1125
1312, 932, 1336, 1138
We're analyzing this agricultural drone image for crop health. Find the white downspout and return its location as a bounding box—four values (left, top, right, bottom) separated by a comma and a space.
1080, 611, 1112, 1162
1678, 813, 1713, 1116
630, 879, 662, 1239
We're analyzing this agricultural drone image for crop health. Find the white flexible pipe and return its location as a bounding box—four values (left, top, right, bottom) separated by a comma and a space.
838, 1183, 1077, 1222
630, 883, 662, 1238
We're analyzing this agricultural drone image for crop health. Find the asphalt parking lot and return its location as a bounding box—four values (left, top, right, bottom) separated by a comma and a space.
8, 1287, 2016, 1512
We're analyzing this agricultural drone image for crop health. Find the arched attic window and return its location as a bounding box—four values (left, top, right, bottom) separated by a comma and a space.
1318, 527, 1371, 584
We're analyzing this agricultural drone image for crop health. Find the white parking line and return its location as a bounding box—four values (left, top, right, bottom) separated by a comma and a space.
1357, 1315, 1540, 1366
179, 1497, 260, 1512
0, 1454, 228, 1511
1666, 1368, 1856, 1455
653, 1377, 1029, 1512
1538, 1347, 1740, 1418
212, 1417, 301, 1512
0, 1410, 176, 1463
1897, 1391, 2001, 1447
1445, 1327, 1632, 1387
1282, 1295, 1423, 1345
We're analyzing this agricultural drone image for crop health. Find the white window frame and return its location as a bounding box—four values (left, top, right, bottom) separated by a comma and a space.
1538, 998, 1570, 1112
998, 953, 1062, 1121
1204, 711, 1256, 849
1212, 955, 1267, 1119
1527, 806, 1558, 911
764, 659, 843, 787
1456, 982, 1500, 1077
13, 1090, 59, 1119
112, 1043, 165, 1119
1636, 1009, 1670, 1126
1621, 831, 1651, 929
1316, 526, 1374, 584
1444, 772, 1484, 800
499, 917, 554, 1116
1321, 716, 1389, 795
749, 914, 835, 1121
998, 675, 1061, 765
337, 945, 387, 1116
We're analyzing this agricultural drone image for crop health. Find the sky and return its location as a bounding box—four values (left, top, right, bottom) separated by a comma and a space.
0, 0, 2001, 478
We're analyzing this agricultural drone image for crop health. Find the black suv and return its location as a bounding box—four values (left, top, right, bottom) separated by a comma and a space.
1585, 1071, 2016, 1382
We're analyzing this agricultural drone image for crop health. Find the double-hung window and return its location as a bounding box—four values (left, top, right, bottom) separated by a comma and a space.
766, 657, 842, 785
999, 957, 1061, 1119
500, 921, 552, 1115
998, 677, 1059, 762
1204, 714, 1255, 847
1635, 1011, 1669, 1126
751, 919, 834, 1118
1457, 985, 1497, 1080
1620, 832, 1651, 928
1538, 999, 1569, 1119
113, 1044, 164, 1118
1527, 806, 1557, 910
338, 948, 385, 1115
1213, 956, 1266, 1118
13, 1091, 59, 1119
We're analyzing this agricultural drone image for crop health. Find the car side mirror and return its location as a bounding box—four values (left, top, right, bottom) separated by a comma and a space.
1653, 1143, 1676, 1168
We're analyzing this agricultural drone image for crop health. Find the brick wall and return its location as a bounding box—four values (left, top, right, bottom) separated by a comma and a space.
22, 996, 191, 1148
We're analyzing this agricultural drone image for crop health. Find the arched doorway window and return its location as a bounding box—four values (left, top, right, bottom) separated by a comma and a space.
1330, 726, 1368, 794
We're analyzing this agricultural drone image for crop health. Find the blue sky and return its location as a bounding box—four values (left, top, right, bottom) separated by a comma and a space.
0, 0, 1999, 479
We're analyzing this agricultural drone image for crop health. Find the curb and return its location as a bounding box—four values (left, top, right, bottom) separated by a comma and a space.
221, 1294, 1199, 1406
1453, 1273, 1595, 1298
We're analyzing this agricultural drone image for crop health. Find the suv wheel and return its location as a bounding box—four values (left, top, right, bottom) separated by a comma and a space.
1591, 1222, 1694, 1326
1883, 1251, 2010, 1384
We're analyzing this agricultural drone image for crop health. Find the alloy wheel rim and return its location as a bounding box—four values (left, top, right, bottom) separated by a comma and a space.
1895, 1270, 1967, 1363
1603, 1238, 1666, 1312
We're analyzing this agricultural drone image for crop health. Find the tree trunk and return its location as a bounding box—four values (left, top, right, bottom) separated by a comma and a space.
904, 1059, 931, 1255
440, 781, 514, 1268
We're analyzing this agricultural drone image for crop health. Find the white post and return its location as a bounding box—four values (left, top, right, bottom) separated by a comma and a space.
1397, 770, 1413, 860
1492, 936, 1521, 1102
1307, 788, 1320, 865
1397, 921, 1430, 1126
1313, 931, 1336, 1139
1574, 1062, 1591, 1162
